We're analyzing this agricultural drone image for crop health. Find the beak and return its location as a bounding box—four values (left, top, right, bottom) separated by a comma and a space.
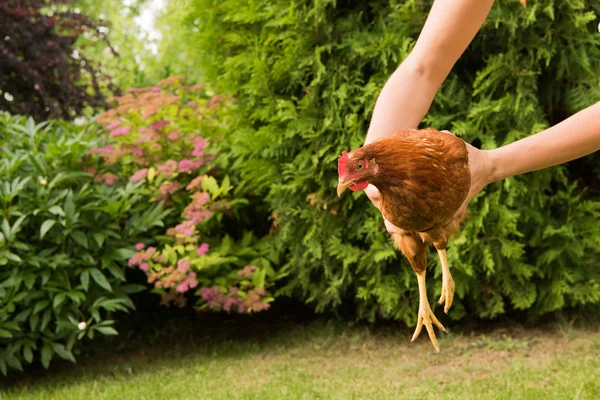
337, 179, 352, 197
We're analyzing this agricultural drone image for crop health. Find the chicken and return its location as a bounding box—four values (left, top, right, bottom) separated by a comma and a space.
337, 128, 471, 352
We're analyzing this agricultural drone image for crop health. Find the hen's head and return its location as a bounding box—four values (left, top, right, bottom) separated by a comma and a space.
337, 150, 379, 197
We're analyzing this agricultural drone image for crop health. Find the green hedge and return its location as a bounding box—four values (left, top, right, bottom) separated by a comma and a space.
0, 113, 167, 375
160, 0, 600, 324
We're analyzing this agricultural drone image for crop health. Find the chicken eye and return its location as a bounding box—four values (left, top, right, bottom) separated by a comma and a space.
356, 162, 364, 171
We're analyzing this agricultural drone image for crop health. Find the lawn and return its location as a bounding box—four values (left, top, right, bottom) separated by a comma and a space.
2, 311, 600, 400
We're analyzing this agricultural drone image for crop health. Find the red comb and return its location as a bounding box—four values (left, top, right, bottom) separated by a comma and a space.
338, 151, 349, 177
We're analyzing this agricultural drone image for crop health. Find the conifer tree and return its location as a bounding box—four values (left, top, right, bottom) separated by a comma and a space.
166, 0, 600, 324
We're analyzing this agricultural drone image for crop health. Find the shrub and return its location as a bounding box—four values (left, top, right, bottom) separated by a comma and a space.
0, 0, 118, 121
158, 0, 600, 324
0, 112, 167, 375
92, 77, 278, 313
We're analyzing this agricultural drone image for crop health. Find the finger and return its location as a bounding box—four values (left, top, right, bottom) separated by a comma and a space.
384, 219, 399, 234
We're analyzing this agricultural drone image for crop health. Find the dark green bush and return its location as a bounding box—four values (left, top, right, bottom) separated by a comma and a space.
0, 113, 167, 375
158, 0, 600, 324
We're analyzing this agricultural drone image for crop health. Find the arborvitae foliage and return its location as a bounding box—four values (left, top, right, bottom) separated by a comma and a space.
0, 0, 117, 121
171, 0, 600, 325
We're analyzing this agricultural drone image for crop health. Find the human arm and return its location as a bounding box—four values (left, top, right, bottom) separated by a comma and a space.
489, 102, 600, 182
448, 101, 600, 221
364, 0, 495, 145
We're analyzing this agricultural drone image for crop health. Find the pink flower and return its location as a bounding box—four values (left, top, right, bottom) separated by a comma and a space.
151, 87, 161, 92
136, 131, 159, 145
151, 120, 170, 131
173, 220, 195, 237
178, 159, 195, 173
158, 160, 178, 178
191, 159, 204, 170
110, 126, 131, 137
139, 263, 149, 272
186, 209, 212, 225
191, 139, 206, 157
187, 101, 197, 109
103, 173, 118, 186
237, 265, 257, 278
135, 242, 145, 251
167, 131, 180, 141
176, 282, 189, 293
107, 120, 121, 130
149, 143, 163, 152
128, 251, 149, 267
186, 175, 204, 191
132, 147, 144, 157
177, 259, 190, 274
196, 192, 211, 206
197, 243, 209, 256
130, 168, 149, 183
146, 247, 156, 255
159, 181, 182, 197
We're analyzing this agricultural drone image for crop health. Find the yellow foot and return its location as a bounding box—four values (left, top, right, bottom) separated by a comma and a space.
412, 270, 447, 353
436, 249, 455, 314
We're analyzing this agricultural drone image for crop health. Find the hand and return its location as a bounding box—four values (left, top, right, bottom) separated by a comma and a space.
364, 133, 497, 234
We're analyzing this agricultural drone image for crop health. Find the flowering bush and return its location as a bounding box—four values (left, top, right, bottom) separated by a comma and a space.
91, 76, 277, 313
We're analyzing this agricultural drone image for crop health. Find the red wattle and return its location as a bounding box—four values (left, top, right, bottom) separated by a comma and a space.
349, 180, 369, 191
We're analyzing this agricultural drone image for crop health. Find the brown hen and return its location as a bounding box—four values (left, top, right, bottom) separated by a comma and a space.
337, 128, 471, 352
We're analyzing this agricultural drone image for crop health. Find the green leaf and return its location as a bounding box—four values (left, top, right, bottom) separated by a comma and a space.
52, 343, 76, 363
90, 268, 112, 292
119, 284, 147, 294
0, 359, 6, 376
95, 326, 118, 336
147, 167, 156, 183
0, 328, 13, 338
24, 273, 36, 289
114, 248, 135, 260
41, 343, 53, 369
106, 264, 125, 281
5, 356, 23, 372
41, 308, 52, 331
201, 175, 219, 196
53, 293, 66, 309
80, 270, 90, 291
23, 346, 33, 363
40, 219, 56, 239
29, 313, 39, 331
48, 206, 65, 217
93, 232, 105, 248
33, 299, 50, 314
70, 231, 88, 248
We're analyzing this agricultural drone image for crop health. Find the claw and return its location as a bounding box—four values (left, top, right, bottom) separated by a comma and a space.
412, 270, 447, 353
438, 274, 455, 314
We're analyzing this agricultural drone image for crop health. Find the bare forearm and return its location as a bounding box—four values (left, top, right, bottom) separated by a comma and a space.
490, 102, 600, 182
364, 59, 441, 145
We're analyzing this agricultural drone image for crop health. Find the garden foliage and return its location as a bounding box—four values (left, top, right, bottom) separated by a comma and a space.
160, 0, 600, 323
0, 0, 118, 121
0, 112, 167, 375
92, 77, 278, 313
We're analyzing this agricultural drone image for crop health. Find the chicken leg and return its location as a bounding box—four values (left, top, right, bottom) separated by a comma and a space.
436, 248, 455, 314
411, 269, 446, 353
393, 232, 446, 352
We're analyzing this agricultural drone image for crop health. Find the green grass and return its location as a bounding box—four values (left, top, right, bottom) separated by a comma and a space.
2, 312, 600, 400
